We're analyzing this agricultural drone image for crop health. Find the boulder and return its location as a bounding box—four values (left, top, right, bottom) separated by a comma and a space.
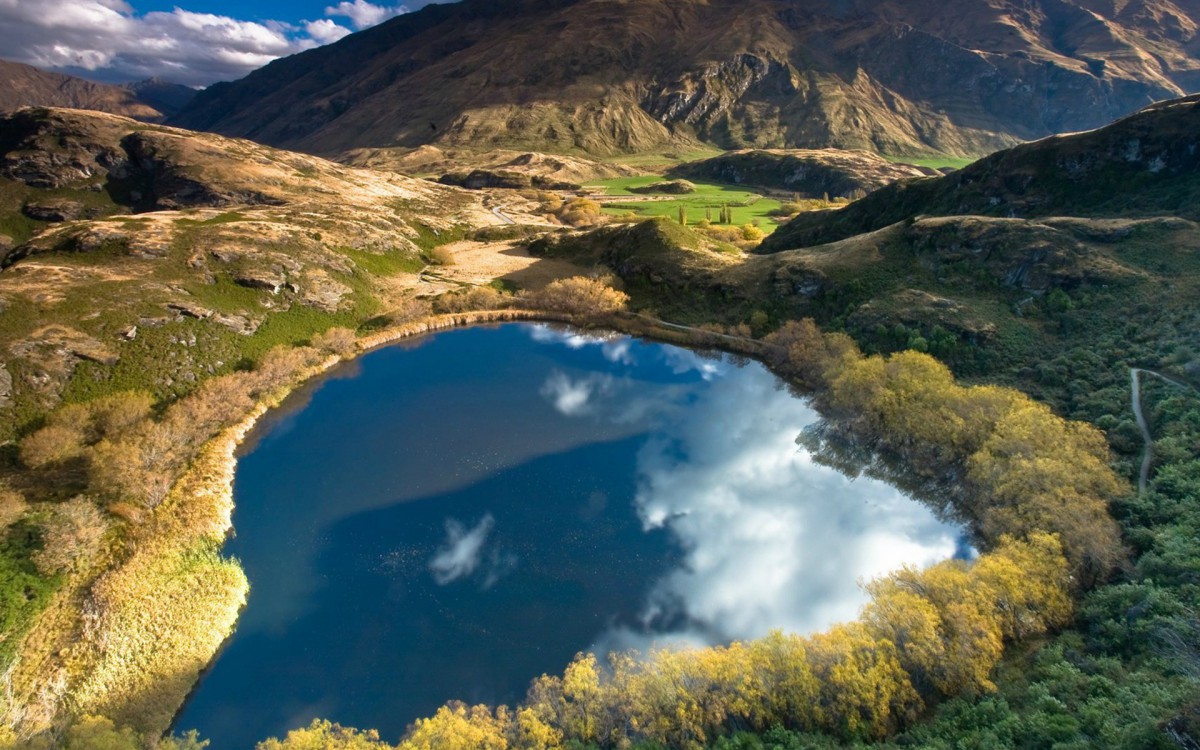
22, 198, 85, 222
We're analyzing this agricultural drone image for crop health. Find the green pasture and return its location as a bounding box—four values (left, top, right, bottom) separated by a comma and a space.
586, 176, 785, 231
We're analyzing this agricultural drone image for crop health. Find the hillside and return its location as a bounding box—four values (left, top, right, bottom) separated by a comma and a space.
760, 94, 1200, 251
0, 107, 499, 428
531, 95, 1200, 395
174, 0, 1200, 158
668, 149, 933, 198
0, 60, 192, 122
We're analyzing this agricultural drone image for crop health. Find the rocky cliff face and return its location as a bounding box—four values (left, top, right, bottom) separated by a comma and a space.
173, 0, 1200, 158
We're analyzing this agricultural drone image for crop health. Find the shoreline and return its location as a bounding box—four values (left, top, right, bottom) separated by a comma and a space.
153, 308, 776, 738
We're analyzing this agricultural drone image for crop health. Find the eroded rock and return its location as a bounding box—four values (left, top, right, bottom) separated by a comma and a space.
22, 199, 85, 222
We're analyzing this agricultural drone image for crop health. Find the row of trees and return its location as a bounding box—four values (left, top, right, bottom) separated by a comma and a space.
258, 534, 1070, 750
764, 319, 1125, 586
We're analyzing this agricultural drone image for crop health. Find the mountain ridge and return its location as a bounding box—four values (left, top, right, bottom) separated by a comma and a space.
759, 93, 1200, 251
173, 0, 1200, 158
0, 59, 195, 122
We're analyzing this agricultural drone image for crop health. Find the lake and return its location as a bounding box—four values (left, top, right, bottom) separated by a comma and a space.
174, 323, 966, 747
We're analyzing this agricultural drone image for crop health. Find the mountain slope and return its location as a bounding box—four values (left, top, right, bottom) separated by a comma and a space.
668, 149, 934, 198
120, 78, 197, 118
173, 0, 1200, 158
759, 94, 1200, 251
0, 60, 188, 122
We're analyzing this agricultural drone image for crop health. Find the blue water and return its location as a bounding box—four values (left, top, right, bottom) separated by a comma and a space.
174, 324, 963, 748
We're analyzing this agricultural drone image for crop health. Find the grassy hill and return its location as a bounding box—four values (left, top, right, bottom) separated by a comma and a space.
760, 95, 1200, 252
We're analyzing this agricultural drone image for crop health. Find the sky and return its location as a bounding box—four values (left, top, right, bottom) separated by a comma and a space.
0, 0, 448, 87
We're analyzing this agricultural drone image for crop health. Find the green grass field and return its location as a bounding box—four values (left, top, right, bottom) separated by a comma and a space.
587, 176, 785, 231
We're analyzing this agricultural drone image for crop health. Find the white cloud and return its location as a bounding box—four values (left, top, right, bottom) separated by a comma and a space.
429, 515, 495, 585
539, 370, 615, 417
0, 0, 411, 86
325, 0, 408, 30
594, 361, 963, 654
305, 19, 352, 45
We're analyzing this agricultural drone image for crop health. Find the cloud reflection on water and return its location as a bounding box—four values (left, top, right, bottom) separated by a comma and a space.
526, 325, 962, 651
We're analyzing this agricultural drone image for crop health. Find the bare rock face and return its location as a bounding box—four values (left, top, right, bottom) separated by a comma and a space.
297, 270, 351, 312
167, 301, 214, 320
233, 268, 287, 294
437, 169, 578, 191
848, 289, 999, 343
0, 108, 132, 189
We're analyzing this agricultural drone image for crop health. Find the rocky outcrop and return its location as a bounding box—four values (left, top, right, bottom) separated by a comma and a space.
629, 180, 696, 195
22, 198, 85, 222
437, 168, 578, 191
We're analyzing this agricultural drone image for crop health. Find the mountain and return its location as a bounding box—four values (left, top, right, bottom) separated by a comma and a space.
121, 77, 197, 118
759, 94, 1200, 251
173, 0, 1200, 158
0, 60, 190, 121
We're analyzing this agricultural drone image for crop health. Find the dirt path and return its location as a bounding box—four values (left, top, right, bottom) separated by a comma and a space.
1130, 367, 1194, 494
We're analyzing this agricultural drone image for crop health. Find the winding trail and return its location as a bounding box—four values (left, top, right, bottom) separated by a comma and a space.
631, 313, 757, 345
491, 205, 516, 225
1130, 367, 1194, 494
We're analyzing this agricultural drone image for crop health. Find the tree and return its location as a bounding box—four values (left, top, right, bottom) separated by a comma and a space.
399, 703, 509, 750
257, 720, 391, 750
740, 224, 765, 242
804, 623, 921, 740
527, 277, 629, 315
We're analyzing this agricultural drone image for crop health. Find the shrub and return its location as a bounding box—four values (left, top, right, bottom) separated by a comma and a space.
33, 497, 108, 575
425, 245, 456, 266
312, 327, 358, 357
526, 277, 629, 315
0, 484, 27, 528
558, 199, 603, 227
20, 423, 87, 469
433, 286, 510, 314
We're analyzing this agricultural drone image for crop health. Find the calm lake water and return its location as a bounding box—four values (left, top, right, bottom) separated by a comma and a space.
174, 324, 965, 748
